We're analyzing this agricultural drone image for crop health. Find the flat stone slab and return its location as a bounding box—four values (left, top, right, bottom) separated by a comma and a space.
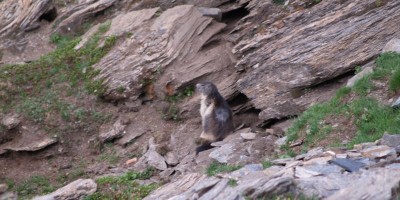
329, 158, 365, 172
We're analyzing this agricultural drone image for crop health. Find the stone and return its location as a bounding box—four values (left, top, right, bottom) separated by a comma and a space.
329, 158, 365, 172
1, 113, 20, 130
303, 156, 332, 166
240, 132, 256, 140
382, 38, 400, 53
361, 145, 396, 159
54, 0, 116, 35
274, 136, 287, 147
134, 137, 167, 171
99, 119, 127, 143
302, 164, 343, 175
143, 173, 207, 200
296, 173, 352, 198
209, 143, 235, 163
295, 147, 324, 161
234, 0, 400, 121
91, 4, 236, 102
354, 142, 375, 150
0, 192, 17, 200
197, 7, 222, 21
392, 97, 400, 109
125, 158, 138, 166
271, 158, 294, 166
295, 166, 322, 178
378, 133, 400, 147
33, 179, 97, 200
116, 124, 147, 146
346, 66, 374, 87
4, 136, 57, 152
336, 154, 348, 159
165, 152, 179, 166
326, 169, 400, 200
347, 152, 362, 158
0, 183, 7, 194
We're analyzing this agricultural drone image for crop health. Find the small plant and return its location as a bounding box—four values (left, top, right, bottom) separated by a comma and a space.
16, 176, 55, 199
228, 179, 238, 187
272, 0, 285, 5
87, 168, 157, 200
98, 147, 121, 165
206, 161, 241, 176
262, 161, 273, 169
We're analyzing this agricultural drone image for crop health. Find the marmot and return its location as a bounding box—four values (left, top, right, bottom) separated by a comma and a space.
195, 82, 233, 154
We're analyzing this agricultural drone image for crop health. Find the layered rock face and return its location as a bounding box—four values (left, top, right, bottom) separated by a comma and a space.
83, 5, 236, 101
234, 0, 400, 121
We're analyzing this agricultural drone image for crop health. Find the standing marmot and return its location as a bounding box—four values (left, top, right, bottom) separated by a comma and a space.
195, 82, 233, 154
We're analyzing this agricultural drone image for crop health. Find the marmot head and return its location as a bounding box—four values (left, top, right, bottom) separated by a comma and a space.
196, 82, 217, 96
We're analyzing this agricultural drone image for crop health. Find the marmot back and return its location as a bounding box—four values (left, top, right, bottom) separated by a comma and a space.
195, 82, 233, 154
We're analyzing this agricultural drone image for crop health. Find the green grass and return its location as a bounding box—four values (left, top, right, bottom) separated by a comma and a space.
15, 176, 56, 199
262, 161, 273, 169
98, 146, 121, 165
228, 179, 238, 187
85, 168, 158, 200
0, 21, 114, 136
206, 161, 242, 176
285, 52, 400, 151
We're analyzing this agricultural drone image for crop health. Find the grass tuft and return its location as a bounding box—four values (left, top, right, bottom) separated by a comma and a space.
206, 161, 241, 176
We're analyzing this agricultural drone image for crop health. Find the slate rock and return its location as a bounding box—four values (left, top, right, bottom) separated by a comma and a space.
382, 38, 400, 53
1, 113, 21, 130
329, 158, 365, 172
361, 145, 396, 159
33, 179, 97, 200
378, 133, 400, 147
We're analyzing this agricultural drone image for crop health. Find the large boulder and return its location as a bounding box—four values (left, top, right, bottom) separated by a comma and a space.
234, 0, 400, 121
33, 179, 97, 200
89, 5, 236, 101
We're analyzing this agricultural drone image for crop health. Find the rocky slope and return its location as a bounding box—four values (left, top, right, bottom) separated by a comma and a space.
1, 0, 400, 199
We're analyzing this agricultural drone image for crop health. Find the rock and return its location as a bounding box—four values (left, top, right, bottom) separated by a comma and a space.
382, 38, 400, 53
336, 154, 348, 159
354, 142, 375, 150
240, 132, 256, 140
391, 96, 400, 108
295, 166, 322, 178
296, 172, 352, 198
378, 133, 400, 147
0, 183, 7, 194
143, 173, 207, 200
1, 113, 20, 130
134, 137, 167, 170
0, 0, 54, 37
329, 158, 365, 172
125, 158, 138, 166
99, 119, 127, 143
295, 147, 324, 161
302, 156, 332, 166
0, 192, 17, 200
92, 5, 236, 102
274, 136, 287, 147
302, 164, 343, 175
3, 135, 57, 152
271, 158, 294, 166
347, 151, 362, 158
346, 66, 374, 87
209, 136, 274, 165
326, 169, 400, 200
33, 179, 97, 200
234, 0, 400, 121
116, 124, 147, 146
197, 7, 222, 21
54, 0, 116, 35
361, 145, 396, 159
165, 152, 179, 166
